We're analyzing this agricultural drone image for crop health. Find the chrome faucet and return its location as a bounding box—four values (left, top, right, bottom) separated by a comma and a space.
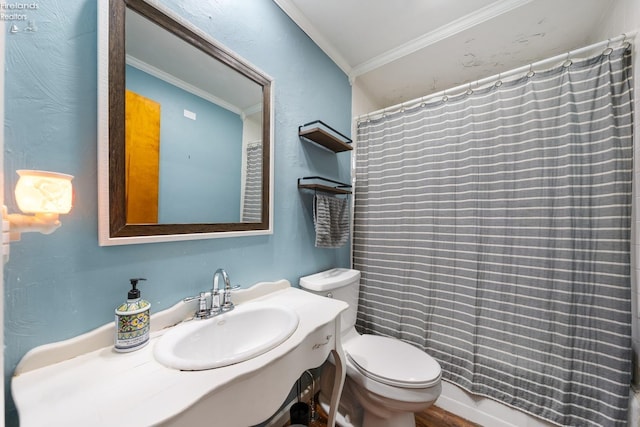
184, 268, 236, 319
212, 268, 234, 313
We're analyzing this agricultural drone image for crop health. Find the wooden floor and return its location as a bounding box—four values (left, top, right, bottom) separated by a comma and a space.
286, 402, 481, 427
415, 406, 482, 427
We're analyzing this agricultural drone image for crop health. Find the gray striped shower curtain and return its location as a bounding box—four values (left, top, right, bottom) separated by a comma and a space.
353, 47, 634, 426
241, 141, 263, 222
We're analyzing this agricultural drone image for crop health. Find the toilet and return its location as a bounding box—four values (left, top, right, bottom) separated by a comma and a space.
299, 268, 442, 427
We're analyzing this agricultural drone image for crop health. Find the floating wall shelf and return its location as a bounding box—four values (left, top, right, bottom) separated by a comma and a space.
297, 176, 352, 195
298, 120, 353, 153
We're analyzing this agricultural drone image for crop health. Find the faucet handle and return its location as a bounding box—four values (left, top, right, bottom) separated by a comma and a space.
182, 294, 199, 303
184, 292, 211, 319
221, 285, 241, 311
210, 289, 221, 314
196, 292, 209, 318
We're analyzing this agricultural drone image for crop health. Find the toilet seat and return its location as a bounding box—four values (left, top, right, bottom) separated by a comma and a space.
345, 334, 441, 389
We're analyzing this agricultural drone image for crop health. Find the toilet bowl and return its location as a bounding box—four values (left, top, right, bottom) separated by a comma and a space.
300, 268, 441, 427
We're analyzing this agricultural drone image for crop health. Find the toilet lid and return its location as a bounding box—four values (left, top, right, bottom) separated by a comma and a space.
345, 334, 441, 389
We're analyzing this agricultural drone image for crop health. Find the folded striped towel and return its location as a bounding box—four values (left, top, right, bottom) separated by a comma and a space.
313, 194, 349, 248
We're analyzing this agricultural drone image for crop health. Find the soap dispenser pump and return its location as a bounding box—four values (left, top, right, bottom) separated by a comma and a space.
114, 278, 151, 352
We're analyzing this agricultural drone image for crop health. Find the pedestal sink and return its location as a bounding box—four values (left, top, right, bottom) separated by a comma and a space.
12, 281, 347, 427
154, 302, 299, 371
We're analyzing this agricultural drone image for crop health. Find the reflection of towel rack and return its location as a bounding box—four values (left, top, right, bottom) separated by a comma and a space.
297, 176, 352, 195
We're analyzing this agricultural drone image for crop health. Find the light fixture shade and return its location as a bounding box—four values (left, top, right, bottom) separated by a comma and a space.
15, 170, 74, 214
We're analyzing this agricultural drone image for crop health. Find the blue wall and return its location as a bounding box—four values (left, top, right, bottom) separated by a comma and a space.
3, 0, 352, 424
126, 65, 244, 223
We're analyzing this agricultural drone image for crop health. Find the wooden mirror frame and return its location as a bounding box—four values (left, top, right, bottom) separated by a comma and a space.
98, 0, 273, 246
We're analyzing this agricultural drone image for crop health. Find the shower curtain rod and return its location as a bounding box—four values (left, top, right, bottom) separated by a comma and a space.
355, 31, 636, 123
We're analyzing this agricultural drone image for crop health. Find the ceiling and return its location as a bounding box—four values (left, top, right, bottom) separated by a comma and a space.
273, 0, 616, 112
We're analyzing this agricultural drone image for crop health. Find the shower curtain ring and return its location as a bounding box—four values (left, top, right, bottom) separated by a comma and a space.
526, 64, 535, 78
466, 83, 473, 96
495, 73, 503, 88
563, 52, 573, 68
442, 90, 448, 102
603, 39, 613, 56
622, 33, 631, 50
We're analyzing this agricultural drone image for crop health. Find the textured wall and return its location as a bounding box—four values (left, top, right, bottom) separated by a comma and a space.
3, 0, 352, 424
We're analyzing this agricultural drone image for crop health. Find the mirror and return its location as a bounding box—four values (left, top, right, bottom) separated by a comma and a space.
97, 0, 273, 245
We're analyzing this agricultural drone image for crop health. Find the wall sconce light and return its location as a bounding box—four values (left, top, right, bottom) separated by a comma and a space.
3, 170, 74, 241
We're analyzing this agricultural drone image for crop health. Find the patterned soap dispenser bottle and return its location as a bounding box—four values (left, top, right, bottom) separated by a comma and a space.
114, 278, 151, 352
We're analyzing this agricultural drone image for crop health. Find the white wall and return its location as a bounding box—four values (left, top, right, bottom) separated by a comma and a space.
589, 0, 640, 41
351, 78, 380, 120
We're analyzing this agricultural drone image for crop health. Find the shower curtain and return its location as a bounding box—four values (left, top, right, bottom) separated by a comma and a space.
241, 141, 263, 222
353, 46, 634, 426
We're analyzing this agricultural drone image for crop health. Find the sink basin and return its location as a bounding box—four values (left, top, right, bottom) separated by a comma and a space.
154, 303, 299, 370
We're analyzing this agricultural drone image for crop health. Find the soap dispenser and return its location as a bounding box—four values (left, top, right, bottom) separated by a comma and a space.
115, 278, 151, 352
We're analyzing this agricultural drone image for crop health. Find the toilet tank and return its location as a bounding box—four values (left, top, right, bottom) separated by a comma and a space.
299, 268, 361, 333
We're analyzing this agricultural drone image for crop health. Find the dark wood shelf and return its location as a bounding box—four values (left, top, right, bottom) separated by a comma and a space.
299, 120, 352, 153
298, 183, 352, 195
297, 176, 352, 195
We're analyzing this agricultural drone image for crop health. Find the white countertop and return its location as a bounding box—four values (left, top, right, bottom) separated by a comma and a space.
12, 280, 348, 427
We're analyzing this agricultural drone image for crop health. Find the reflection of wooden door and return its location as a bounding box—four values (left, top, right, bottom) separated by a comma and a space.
125, 90, 160, 223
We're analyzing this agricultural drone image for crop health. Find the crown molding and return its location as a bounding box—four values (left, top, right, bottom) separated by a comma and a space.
125, 55, 243, 115
350, 0, 533, 79
274, 0, 532, 82
349, 0, 533, 79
